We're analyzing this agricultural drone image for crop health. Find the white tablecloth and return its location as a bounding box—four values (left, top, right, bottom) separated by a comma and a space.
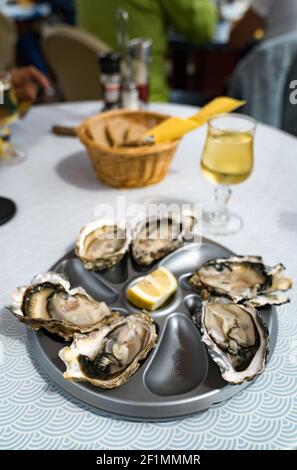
0, 102, 296, 449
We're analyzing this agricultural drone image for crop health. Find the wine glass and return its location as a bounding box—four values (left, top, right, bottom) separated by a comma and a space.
0, 73, 25, 225
200, 113, 256, 235
0, 73, 27, 165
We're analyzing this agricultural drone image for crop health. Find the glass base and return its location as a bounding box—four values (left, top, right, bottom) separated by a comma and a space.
0, 197, 16, 225
203, 209, 243, 236
0, 145, 27, 166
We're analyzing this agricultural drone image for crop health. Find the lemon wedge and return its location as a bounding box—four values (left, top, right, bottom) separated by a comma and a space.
127, 267, 177, 311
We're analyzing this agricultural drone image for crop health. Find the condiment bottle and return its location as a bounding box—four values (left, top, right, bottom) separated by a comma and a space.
128, 38, 152, 106
99, 52, 121, 110
122, 79, 139, 110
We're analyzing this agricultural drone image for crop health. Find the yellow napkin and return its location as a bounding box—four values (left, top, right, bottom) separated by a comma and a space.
144, 117, 199, 144
144, 97, 246, 144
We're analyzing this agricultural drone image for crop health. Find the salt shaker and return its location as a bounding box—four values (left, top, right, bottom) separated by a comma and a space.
122, 78, 139, 110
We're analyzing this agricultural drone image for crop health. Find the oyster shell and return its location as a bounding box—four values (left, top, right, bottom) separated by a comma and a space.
76, 220, 130, 271
132, 214, 195, 266
190, 256, 292, 306
199, 300, 269, 384
59, 313, 157, 389
11, 272, 119, 340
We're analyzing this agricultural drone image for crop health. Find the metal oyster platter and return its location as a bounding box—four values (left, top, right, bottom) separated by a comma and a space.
28, 239, 278, 421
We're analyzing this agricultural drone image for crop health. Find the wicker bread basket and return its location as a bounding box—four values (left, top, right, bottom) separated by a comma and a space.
77, 109, 180, 188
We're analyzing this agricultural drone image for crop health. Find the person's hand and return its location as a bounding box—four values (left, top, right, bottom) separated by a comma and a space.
10, 66, 51, 103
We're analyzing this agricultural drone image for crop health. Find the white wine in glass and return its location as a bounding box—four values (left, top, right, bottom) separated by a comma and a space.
0, 81, 19, 124
201, 113, 256, 235
0, 74, 26, 224
0, 74, 26, 165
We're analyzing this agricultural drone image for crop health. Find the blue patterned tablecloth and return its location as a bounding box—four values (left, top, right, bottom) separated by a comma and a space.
0, 102, 296, 449
1, 297, 296, 450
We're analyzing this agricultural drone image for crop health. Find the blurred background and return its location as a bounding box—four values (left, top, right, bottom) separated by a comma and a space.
1, 0, 296, 135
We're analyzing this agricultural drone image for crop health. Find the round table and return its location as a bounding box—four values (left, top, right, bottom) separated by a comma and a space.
0, 102, 296, 450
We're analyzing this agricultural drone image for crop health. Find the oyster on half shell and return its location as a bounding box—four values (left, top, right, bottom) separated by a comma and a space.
190, 256, 292, 306
76, 220, 130, 271
11, 272, 119, 340
131, 214, 195, 266
198, 300, 269, 384
59, 313, 157, 389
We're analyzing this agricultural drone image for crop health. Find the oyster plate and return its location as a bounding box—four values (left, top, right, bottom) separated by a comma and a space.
27, 238, 278, 421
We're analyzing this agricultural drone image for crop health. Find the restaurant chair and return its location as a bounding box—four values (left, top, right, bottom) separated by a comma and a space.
228, 32, 297, 131
41, 25, 111, 101
0, 12, 17, 71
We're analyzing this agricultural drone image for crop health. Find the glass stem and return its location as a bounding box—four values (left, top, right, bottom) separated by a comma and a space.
212, 185, 231, 224
0, 126, 11, 159
0, 125, 4, 158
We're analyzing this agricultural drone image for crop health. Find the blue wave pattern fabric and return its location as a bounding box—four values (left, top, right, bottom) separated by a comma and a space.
0, 293, 297, 449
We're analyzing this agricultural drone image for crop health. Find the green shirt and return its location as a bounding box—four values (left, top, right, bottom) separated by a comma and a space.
76, 0, 217, 102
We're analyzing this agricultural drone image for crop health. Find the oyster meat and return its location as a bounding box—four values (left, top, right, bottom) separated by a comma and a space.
132, 214, 195, 266
59, 313, 157, 389
11, 272, 119, 340
190, 255, 292, 306
199, 300, 269, 384
76, 220, 130, 271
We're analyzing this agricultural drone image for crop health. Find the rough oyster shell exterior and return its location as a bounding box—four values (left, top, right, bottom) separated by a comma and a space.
11, 272, 119, 341
76, 219, 130, 271
59, 313, 157, 389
